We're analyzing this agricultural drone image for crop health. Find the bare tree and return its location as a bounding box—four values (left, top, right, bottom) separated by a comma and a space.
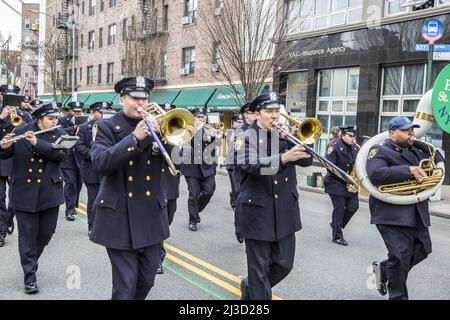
0, 32, 21, 85
39, 30, 72, 103
196, 0, 312, 104
124, 2, 169, 80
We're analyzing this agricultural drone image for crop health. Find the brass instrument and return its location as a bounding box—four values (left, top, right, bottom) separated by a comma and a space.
10, 107, 23, 127
347, 141, 361, 194
197, 122, 223, 139
277, 108, 358, 190
146, 103, 196, 146
377, 139, 444, 195
0, 125, 62, 145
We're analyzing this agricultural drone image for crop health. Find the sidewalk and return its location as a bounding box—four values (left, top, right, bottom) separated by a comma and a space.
217, 165, 450, 219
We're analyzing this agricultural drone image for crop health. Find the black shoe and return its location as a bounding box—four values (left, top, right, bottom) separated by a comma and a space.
195, 217, 201, 224
0, 236, 5, 248
236, 234, 244, 244
24, 282, 39, 294
332, 238, 348, 246
7, 220, 14, 235
66, 214, 75, 221
372, 261, 387, 296
189, 223, 197, 231
156, 263, 164, 275
240, 278, 249, 300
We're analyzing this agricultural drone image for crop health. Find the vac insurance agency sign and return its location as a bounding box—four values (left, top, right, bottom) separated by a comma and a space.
432, 64, 450, 133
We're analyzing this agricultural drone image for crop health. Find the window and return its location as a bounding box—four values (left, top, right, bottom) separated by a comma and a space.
88, 31, 95, 50
184, 0, 197, 22
82, 1, 85, 14
212, 42, 222, 71
87, 66, 94, 85
161, 53, 167, 79
122, 18, 128, 41
316, 67, 360, 155
99, 27, 103, 48
68, 69, 72, 86
80, 67, 83, 82
108, 24, 116, 46
109, 0, 116, 8
286, 0, 362, 34
100, 0, 104, 11
80, 34, 84, 48
384, 0, 438, 16
181, 47, 195, 75
163, 5, 169, 31
98, 64, 102, 84
89, 0, 96, 16
107, 62, 114, 83
121, 59, 126, 77
286, 71, 308, 117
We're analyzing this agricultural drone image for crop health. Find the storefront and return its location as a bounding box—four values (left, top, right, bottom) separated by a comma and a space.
274, 13, 450, 183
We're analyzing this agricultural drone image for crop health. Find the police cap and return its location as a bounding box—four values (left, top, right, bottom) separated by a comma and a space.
232, 114, 243, 122
191, 107, 208, 117
22, 95, 32, 103
240, 103, 252, 114
0, 84, 20, 95
90, 101, 113, 112
114, 76, 154, 98
249, 91, 282, 112
67, 101, 84, 112
31, 101, 61, 118
339, 125, 357, 136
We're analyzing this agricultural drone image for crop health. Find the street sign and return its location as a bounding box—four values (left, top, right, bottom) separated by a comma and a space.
433, 52, 450, 61
416, 44, 450, 52
431, 64, 450, 133
422, 19, 443, 44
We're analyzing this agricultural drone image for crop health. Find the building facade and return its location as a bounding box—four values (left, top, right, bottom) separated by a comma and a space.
274, 0, 450, 183
21, 2, 40, 98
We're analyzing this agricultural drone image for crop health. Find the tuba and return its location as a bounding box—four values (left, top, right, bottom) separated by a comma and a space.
355, 90, 445, 205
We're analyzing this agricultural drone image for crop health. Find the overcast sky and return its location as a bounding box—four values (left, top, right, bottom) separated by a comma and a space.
0, 0, 39, 49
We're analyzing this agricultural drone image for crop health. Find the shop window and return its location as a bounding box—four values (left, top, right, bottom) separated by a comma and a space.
385, 0, 440, 17
286, 71, 308, 117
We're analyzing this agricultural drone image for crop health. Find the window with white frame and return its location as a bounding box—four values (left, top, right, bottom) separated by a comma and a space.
184, 0, 197, 21
384, 0, 446, 17
379, 64, 443, 147
286, 0, 363, 34
108, 24, 116, 46
181, 47, 195, 75
161, 53, 167, 79
286, 71, 308, 117
212, 42, 222, 71
87, 65, 94, 85
89, 0, 96, 16
316, 67, 359, 154
88, 31, 95, 50
107, 62, 114, 83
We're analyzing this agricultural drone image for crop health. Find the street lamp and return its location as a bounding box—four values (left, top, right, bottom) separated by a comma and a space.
26, 9, 77, 100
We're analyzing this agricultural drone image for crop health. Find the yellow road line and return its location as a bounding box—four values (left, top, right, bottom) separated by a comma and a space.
79, 202, 87, 209
165, 243, 281, 300
75, 207, 87, 216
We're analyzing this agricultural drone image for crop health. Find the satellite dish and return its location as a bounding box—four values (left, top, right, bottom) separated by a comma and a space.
400, 0, 431, 7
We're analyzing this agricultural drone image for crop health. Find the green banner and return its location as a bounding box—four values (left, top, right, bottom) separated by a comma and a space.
432, 64, 450, 133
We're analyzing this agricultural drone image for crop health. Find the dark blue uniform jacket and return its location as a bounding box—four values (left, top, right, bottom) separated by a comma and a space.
74, 119, 99, 184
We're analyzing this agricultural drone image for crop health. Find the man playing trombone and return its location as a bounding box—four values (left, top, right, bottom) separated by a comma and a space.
236, 92, 312, 300
90, 76, 171, 300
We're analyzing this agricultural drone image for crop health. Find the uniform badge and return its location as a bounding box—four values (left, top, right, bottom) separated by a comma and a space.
327, 146, 334, 155
368, 147, 378, 160
92, 124, 98, 141
269, 92, 278, 101
234, 137, 244, 151
136, 76, 145, 88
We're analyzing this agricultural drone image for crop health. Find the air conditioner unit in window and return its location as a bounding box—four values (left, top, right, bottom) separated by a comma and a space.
211, 64, 220, 72
179, 67, 190, 76
181, 15, 192, 25
214, 7, 222, 16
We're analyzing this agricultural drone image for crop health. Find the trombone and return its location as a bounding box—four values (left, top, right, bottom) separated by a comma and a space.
274, 111, 358, 190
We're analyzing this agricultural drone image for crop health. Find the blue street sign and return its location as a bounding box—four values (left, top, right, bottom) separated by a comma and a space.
422, 19, 443, 43
416, 44, 450, 52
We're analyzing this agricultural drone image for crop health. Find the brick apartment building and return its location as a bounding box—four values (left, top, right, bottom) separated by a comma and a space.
21, 2, 40, 98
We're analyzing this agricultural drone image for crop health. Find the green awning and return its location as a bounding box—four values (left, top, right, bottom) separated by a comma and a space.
39, 95, 71, 104
150, 90, 180, 105
112, 94, 123, 110
83, 92, 118, 107
172, 88, 216, 109
65, 94, 91, 106
207, 87, 246, 111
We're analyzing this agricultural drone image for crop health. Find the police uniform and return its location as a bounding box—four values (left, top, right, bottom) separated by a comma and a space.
240, 102, 253, 132
0, 102, 67, 293
58, 101, 84, 221
225, 114, 244, 210
19, 95, 35, 121
74, 101, 113, 233
90, 76, 170, 300
236, 92, 313, 300
367, 116, 444, 300
181, 107, 220, 232
324, 125, 360, 246
0, 85, 32, 246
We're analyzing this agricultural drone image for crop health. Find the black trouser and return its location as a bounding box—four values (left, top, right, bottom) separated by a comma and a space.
227, 168, 237, 208
62, 168, 82, 217
16, 207, 59, 285
376, 224, 431, 300
241, 234, 296, 300
0, 176, 13, 238
85, 183, 100, 231
160, 199, 178, 263
185, 176, 216, 224
329, 194, 359, 240
106, 244, 160, 300
232, 169, 242, 239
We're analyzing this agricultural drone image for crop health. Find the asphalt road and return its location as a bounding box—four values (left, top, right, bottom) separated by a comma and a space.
1, 173, 450, 300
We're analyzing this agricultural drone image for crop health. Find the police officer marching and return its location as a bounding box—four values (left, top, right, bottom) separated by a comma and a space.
235, 92, 313, 300
58, 101, 84, 221
0, 101, 67, 294
90, 76, 170, 300
74, 101, 112, 235
324, 125, 360, 246
225, 114, 243, 210
181, 107, 221, 232
158, 102, 181, 275
240, 102, 255, 131
368, 116, 444, 300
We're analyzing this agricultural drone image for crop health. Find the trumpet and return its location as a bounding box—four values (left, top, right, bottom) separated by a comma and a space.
0, 125, 62, 145
197, 122, 223, 139
10, 107, 23, 127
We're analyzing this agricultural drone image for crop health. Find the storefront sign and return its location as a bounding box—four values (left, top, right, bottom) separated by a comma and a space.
432, 64, 450, 133
288, 46, 346, 58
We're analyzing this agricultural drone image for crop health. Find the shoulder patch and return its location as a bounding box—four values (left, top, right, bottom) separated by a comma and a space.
92, 124, 98, 142
368, 147, 378, 160
234, 136, 244, 151
327, 146, 334, 155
